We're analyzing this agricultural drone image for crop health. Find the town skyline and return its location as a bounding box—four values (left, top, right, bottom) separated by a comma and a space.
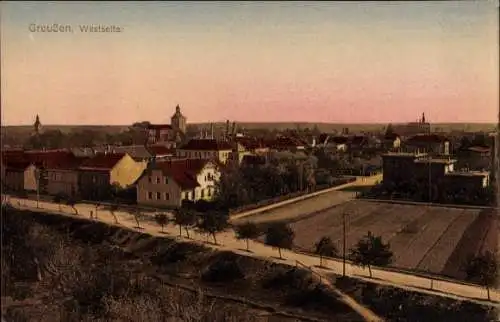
1, 1, 498, 126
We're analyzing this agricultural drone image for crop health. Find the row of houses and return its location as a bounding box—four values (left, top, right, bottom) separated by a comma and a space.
0, 136, 313, 208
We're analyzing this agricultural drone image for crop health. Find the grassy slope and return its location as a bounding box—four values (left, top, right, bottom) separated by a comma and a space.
1, 207, 496, 322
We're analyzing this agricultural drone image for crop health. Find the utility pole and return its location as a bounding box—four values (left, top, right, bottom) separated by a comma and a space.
343, 212, 347, 277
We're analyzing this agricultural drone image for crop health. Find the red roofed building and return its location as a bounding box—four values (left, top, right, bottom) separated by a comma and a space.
147, 145, 175, 160
177, 139, 233, 165
136, 158, 220, 207
78, 153, 147, 200
146, 104, 187, 145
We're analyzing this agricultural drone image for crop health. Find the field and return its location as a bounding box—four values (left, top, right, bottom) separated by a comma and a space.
290, 200, 498, 279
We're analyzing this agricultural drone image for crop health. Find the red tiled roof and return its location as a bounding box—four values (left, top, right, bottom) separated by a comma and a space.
179, 139, 232, 151
3, 159, 32, 170
152, 158, 213, 189
45, 155, 89, 170
147, 145, 175, 156
79, 153, 125, 171
406, 134, 448, 144
2, 150, 76, 168
147, 124, 172, 130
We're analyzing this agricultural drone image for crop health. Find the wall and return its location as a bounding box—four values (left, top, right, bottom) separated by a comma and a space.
23, 165, 38, 192
46, 169, 79, 196
136, 169, 182, 207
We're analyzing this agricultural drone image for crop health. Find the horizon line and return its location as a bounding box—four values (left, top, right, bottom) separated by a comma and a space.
2, 121, 498, 127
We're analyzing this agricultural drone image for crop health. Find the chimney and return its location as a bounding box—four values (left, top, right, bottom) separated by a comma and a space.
231, 122, 236, 136
226, 120, 230, 138
210, 123, 214, 139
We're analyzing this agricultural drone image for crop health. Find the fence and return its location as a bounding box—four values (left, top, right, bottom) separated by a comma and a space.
229, 177, 356, 215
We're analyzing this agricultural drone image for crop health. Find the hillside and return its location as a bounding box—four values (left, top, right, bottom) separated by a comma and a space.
1, 207, 496, 322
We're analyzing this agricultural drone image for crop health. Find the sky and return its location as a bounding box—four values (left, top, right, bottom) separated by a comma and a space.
1, 1, 498, 125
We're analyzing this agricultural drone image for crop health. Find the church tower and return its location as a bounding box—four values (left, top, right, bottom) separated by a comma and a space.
33, 114, 42, 135
170, 104, 187, 134
421, 112, 426, 124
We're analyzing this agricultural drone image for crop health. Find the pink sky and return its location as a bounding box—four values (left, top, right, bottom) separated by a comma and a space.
1, 2, 498, 125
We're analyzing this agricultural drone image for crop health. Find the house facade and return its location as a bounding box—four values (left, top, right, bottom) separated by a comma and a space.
78, 153, 146, 200
136, 159, 220, 207
177, 139, 233, 165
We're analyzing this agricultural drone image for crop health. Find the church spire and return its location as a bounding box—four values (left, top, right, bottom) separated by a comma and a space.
34, 114, 41, 134
421, 112, 426, 123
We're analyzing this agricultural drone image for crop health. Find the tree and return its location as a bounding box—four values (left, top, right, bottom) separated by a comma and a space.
463, 251, 497, 300
264, 222, 295, 259
349, 231, 393, 278
197, 211, 230, 245
173, 208, 198, 238
109, 204, 119, 224
65, 197, 79, 215
314, 236, 338, 267
53, 192, 66, 211
235, 222, 260, 252
133, 208, 142, 229
154, 213, 169, 233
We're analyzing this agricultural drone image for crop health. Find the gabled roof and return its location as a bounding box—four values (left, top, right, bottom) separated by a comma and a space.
147, 145, 175, 156
3, 159, 32, 170
149, 158, 213, 189
45, 155, 89, 171
110, 145, 152, 159
79, 153, 126, 171
179, 139, 232, 151
406, 134, 448, 144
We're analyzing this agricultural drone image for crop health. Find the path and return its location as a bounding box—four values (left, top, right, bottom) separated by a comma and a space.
231, 174, 382, 224
4, 195, 500, 308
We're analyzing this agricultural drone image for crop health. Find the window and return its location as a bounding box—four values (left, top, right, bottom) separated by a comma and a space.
148, 192, 153, 200
165, 192, 169, 200
164, 177, 168, 184
156, 177, 160, 184
156, 192, 161, 200
208, 188, 211, 197
148, 176, 152, 183
201, 189, 205, 198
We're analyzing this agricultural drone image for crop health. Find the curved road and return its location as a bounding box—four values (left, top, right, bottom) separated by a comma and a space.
4, 194, 499, 308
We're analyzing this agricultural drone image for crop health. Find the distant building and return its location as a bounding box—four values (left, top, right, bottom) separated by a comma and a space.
403, 134, 450, 156
146, 104, 187, 145
176, 139, 233, 165
78, 153, 146, 200
392, 113, 431, 137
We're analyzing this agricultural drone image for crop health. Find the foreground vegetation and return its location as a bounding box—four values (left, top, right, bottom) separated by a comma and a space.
1, 206, 497, 321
